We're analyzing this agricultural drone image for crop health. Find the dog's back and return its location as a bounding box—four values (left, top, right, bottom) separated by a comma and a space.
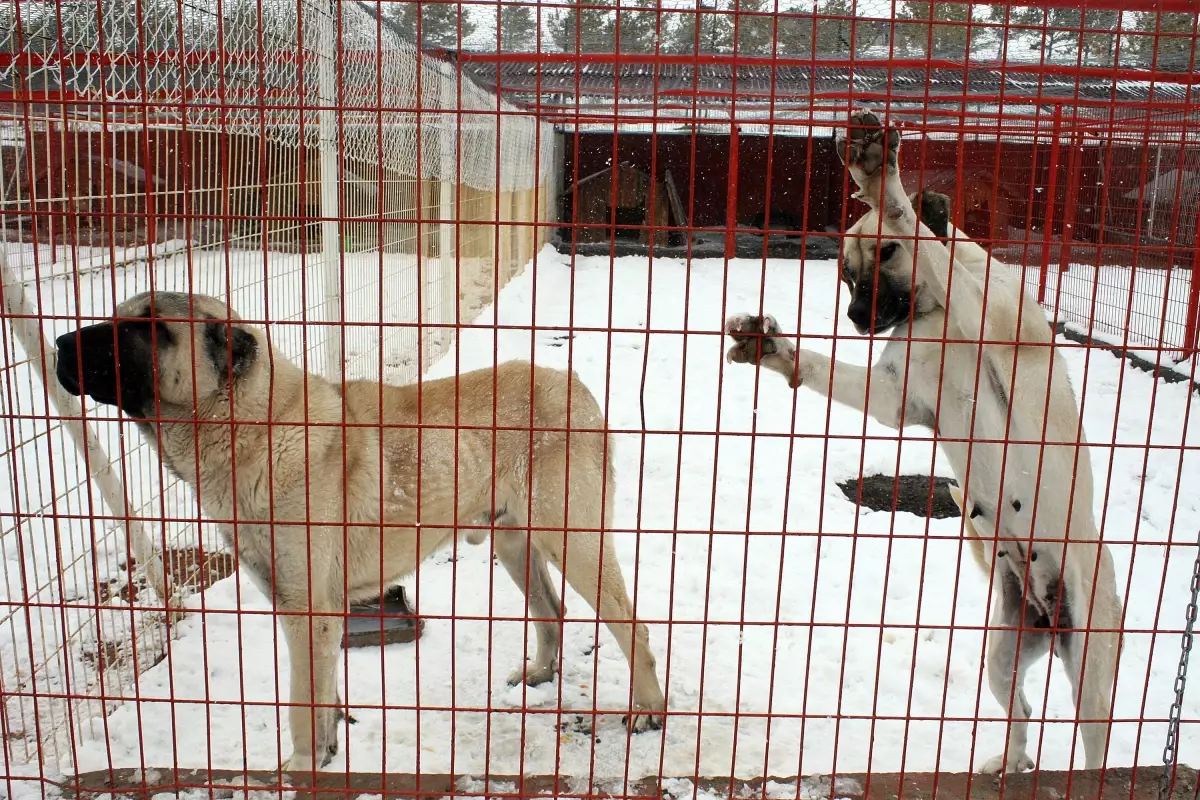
337, 361, 612, 552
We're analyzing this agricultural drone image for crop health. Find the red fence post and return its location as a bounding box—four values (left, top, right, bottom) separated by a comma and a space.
1054, 129, 1084, 314
1038, 103, 1064, 305
726, 124, 740, 260
1183, 203, 1200, 358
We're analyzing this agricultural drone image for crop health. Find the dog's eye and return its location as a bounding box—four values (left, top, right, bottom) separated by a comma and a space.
879, 242, 899, 261
122, 319, 170, 338
1030, 551, 1038, 563
129, 320, 174, 343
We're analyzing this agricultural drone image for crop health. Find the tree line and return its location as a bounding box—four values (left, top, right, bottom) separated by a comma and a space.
1, 1, 1195, 72
386, 0, 1195, 72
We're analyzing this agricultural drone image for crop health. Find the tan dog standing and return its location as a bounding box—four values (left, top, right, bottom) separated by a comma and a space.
723, 111, 1124, 774
54, 291, 666, 773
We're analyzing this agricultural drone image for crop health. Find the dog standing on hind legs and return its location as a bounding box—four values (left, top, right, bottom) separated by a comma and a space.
723, 110, 1124, 773
52, 291, 666, 774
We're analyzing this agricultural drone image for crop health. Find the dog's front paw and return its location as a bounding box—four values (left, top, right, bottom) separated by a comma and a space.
623, 710, 664, 733
724, 313, 784, 365
280, 740, 338, 775
837, 110, 900, 179
979, 752, 1034, 775
280, 752, 316, 775
507, 660, 557, 688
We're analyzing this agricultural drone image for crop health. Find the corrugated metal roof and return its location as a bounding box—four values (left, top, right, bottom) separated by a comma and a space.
456, 57, 1196, 108
452, 56, 1200, 138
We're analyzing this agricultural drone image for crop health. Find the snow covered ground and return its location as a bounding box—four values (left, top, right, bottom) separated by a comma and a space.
3, 244, 1200, 785
1029, 262, 1196, 354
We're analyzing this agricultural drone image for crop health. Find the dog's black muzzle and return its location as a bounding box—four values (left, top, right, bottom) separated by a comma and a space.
55, 334, 83, 397
847, 279, 911, 335
55, 322, 149, 415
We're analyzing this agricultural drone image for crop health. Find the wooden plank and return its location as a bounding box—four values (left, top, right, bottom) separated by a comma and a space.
64, 764, 1198, 800
663, 168, 687, 228
564, 160, 633, 194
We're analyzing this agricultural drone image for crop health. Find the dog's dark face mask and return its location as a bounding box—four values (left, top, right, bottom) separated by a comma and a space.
839, 189, 953, 336
840, 240, 913, 336
55, 298, 259, 420
55, 319, 174, 418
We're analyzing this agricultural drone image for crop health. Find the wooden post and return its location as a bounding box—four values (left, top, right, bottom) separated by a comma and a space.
664, 168, 687, 230
516, 189, 530, 274
530, 188, 539, 261
539, 180, 549, 247
498, 190, 512, 288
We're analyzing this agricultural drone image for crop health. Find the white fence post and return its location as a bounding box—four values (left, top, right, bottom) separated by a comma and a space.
433, 70, 458, 371
0, 247, 172, 613
318, 0, 343, 380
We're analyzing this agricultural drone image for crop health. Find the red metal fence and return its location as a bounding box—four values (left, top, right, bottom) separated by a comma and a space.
1, 2, 1200, 800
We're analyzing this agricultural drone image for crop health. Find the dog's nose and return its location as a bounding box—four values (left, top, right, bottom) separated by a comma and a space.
54, 333, 82, 395
847, 299, 873, 330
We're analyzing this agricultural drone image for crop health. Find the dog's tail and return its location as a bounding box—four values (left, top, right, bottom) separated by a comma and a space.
948, 483, 990, 575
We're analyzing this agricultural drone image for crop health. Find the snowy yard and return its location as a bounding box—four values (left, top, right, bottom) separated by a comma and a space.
3, 244, 1200, 782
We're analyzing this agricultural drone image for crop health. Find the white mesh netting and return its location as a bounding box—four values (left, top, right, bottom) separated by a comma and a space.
2, 0, 554, 192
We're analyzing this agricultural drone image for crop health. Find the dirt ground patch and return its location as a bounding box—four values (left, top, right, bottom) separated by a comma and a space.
85, 547, 237, 673
98, 546, 237, 605
838, 473, 962, 519
64, 764, 1198, 800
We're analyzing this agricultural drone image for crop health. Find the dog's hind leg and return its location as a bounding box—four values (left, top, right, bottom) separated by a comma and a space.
1058, 625, 1119, 770
981, 573, 1051, 775
1058, 548, 1123, 770
542, 527, 665, 732
494, 528, 565, 688
528, 446, 666, 733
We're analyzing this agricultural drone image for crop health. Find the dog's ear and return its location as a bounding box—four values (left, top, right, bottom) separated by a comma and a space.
204, 322, 258, 382
911, 190, 951, 240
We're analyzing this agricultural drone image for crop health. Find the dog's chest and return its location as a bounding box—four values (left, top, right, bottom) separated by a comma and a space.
163, 422, 294, 526
902, 339, 1040, 536
903, 340, 1009, 438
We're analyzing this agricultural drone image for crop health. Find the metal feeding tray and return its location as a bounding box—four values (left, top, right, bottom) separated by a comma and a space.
343, 585, 424, 649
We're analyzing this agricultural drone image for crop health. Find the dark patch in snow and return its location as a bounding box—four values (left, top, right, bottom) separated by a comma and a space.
838, 474, 961, 519
550, 231, 841, 261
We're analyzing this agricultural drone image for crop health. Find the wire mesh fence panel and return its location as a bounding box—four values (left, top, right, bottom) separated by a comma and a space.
0, 0, 553, 780
0, 2, 1199, 800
